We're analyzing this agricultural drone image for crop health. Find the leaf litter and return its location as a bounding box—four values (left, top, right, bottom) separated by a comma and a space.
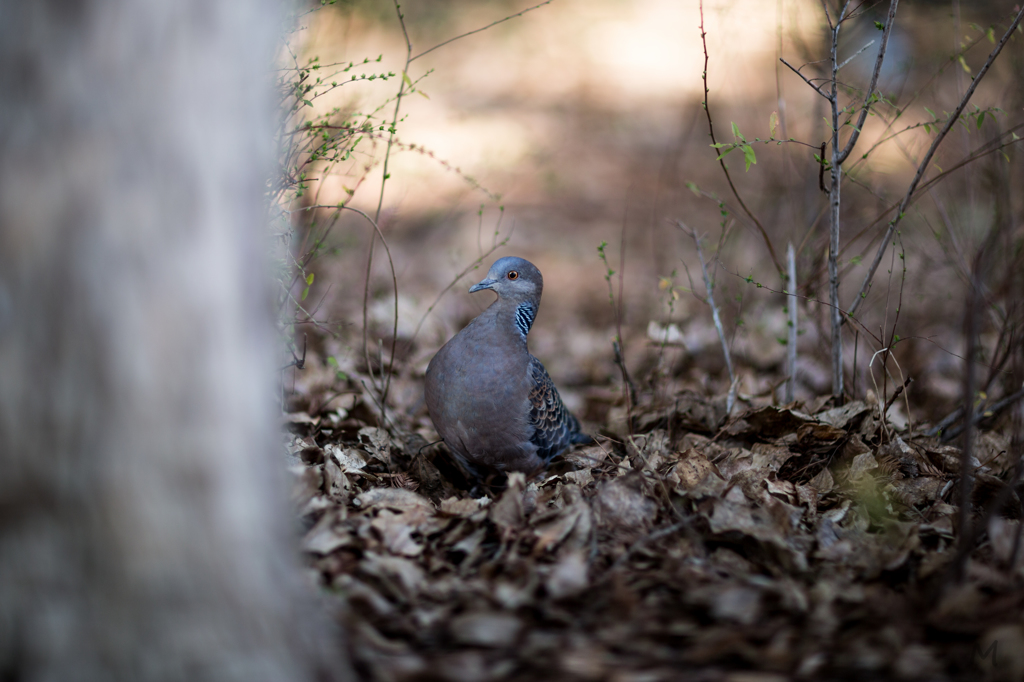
286, 355, 1024, 681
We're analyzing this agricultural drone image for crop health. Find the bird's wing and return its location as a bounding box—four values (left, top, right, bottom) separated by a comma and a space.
527, 355, 587, 462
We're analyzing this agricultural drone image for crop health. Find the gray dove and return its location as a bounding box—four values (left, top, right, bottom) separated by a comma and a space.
425, 256, 590, 473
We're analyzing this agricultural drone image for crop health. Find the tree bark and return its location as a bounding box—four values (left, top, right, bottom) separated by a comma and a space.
0, 1, 349, 680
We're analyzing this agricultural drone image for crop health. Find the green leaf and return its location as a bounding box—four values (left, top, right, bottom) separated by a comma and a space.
402, 71, 412, 86
742, 144, 757, 171
731, 121, 740, 139
976, 112, 984, 129
958, 54, 971, 73
305, 272, 315, 285
924, 107, 937, 120
715, 148, 735, 161
874, 20, 884, 30
685, 182, 701, 196
769, 110, 778, 139
987, 27, 996, 43
301, 286, 310, 301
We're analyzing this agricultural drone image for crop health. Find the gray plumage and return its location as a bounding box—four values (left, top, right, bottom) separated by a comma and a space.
425, 256, 590, 473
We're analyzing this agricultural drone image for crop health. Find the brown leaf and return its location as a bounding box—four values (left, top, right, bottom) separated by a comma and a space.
892, 476, 946, 507
450, 612, 523, 648
668, 448, 717, 491
533, 502, 588, 555
439, 496, 490, 518
361, 551, 426, 596
545, 549, 589, 599
989, 517, 1024, 572
796, 421, 846, 448
303, 508, 349, 555
849, 452, 879, 481
290, 464, 323, 509
354, 487, 434, 514
627, 430, 671, 471
490, 472, 527, 534
371, 508, 424, 556
808, 467, 834, 494
562, 443, 608, 468
710, 584, 762, 625
326, 443, 370, 473
815, 400, 869, 429
724, 405, 815, 439
593, 476, 657, 531
358, 426, 391, 464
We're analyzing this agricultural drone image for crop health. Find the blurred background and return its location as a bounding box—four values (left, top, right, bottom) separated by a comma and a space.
279, 0, 1024, 429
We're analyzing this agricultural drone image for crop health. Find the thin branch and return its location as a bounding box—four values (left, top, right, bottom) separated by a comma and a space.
408, 235, 511, 345
836, 0, 899, 165
346, 205, 400, 419
678, 222, 736, 409
837, 39, 875, 72
785, 242, 798, 403
779, 58, 833, 101
716, 261, 884, 347
363, 0, 414, 396
411, 0, 552, 62
700, 0, 783, 276
846, 5, 1024, 320
832, 123, 1024, 284
827, 3, 844, 397
941, 386, 1024, 442
882, 376, 912, 423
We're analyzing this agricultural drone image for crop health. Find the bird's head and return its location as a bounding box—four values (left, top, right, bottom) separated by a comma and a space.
469, 256, 543, 302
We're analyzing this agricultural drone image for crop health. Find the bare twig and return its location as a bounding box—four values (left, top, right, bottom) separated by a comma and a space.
779, 58, 831, 100
837, 39, 875, 72
882, 376, 912, 424
951, 218, 1005, 582
817, 142, 829, 193
410, 0, 551, 62
616, 207, 635, 431
868, 346, 908, 439
678, 222, 736, 410
940, 386, 1024, 442
835, 0, 899, 164
786, 0, 897, 398
925, 406, 964, 438
346, 205, 400, 418
598, 236, 633, 436
785, 242, 798, 403
825, 1, 849, 398
408, 237, 511, 345
835, 123, 1024, 282
363, 0, 414, 397
357, 0, 548, 418
700, 0, 782, 275
847, 5, 1024, 320
281, 333, 307, 371
612, 340, 638, 408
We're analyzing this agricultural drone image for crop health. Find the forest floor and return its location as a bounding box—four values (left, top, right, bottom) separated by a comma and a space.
283, 330, 1024, 682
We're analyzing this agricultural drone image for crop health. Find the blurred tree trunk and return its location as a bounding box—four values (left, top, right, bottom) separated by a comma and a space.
0, 2, 350, 681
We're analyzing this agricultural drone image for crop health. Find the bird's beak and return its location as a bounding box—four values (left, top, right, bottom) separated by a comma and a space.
469, 278, 497, 293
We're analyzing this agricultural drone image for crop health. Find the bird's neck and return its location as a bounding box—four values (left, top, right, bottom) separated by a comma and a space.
486, 297, 539, 342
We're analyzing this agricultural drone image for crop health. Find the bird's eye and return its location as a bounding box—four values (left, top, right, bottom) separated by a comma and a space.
507, 271, 519, 280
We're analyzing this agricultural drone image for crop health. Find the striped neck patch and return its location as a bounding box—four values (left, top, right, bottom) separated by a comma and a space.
515, 303, 536, 338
